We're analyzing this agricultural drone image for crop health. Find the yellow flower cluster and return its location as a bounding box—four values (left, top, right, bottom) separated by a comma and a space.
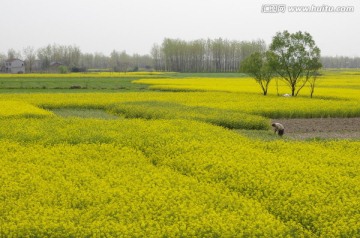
0, 71, 359, 236
108, 101, 269, 130
135, 77, 261, 94
0, 118, 358, 236
0, 101, 53, 118
1, 90, 359, 119
135, 72, 360, 100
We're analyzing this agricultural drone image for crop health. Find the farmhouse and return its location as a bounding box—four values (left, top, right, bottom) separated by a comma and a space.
50, 61, 63, 68
2, 59, 25, 74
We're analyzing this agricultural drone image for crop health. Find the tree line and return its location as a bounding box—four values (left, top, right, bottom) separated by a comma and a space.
151, 38, 266, 72
0, 41, 359, 73
321, 56, 360, 68
0, 44, 153, 73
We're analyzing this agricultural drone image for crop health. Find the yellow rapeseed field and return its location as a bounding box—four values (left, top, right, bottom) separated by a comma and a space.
0, 118, 359, 237
0, 71, 359, 237
1, 90, 359, 119
0, 101, 53, 118
135, 72, 360, 100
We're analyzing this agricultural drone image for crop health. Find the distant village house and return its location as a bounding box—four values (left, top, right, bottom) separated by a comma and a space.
1, 59, 25, 74
50, 61, 63, 68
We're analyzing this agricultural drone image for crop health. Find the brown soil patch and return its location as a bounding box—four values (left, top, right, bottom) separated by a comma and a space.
271, 118, 360, 139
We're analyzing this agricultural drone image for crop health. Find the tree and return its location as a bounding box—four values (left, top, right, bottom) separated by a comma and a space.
240, 52, 274, 95
0, 53, 6, 66
58, 65, 68, 74
119, 51, 130, 72
156, 38, 266, 73
23, 46, 36, 73
268, 31, 322, 96
110, 50, 120, 71
37, 45, 52, 70
308, 70, 321, 98
7, 49, 21, 60
151, 44, 163, 71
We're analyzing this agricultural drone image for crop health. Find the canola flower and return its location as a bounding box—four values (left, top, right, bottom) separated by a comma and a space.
108, 101, 269, 130
134, 72, 360, 100
0, 101, 53, 118
0, 71, 360, 237
0, 70, 359, 119
1, 91, 359, 119
0, 118, 358, 237
2, 141, 293, 237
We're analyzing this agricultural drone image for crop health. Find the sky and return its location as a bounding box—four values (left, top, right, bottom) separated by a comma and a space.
1, 0, 359, 57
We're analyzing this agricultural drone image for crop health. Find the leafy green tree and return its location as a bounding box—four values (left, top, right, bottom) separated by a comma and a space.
240, 52, 273, 95
268, 31, 322, 96
58, 65, 68, 74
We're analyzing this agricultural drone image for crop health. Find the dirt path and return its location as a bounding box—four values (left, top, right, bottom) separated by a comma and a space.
271, 118, 360, 139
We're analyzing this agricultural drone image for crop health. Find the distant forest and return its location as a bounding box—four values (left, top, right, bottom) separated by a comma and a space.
321, 56, 360, 68
1, 38, 360, 73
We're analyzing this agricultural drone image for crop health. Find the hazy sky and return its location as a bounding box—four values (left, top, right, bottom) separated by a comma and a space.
1, 0, 359, 56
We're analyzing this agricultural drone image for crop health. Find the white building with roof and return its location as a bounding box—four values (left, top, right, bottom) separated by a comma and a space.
3, 59, 25, 73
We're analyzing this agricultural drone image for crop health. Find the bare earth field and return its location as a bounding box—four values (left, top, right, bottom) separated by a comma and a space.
272, 117, 360, 139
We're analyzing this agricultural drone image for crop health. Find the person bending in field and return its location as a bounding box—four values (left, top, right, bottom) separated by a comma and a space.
272, 123, 285, 136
